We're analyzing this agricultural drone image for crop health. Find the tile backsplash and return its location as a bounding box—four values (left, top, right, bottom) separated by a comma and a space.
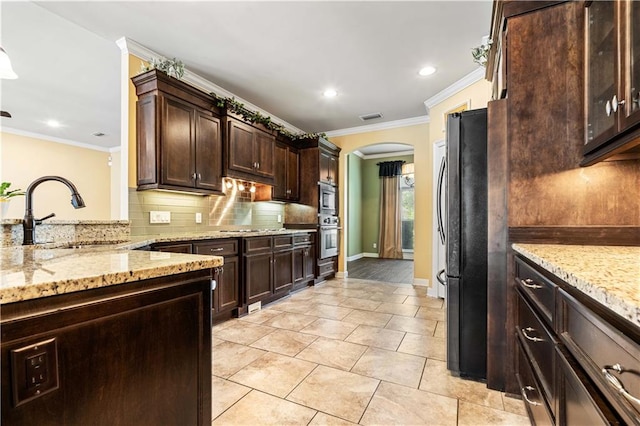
129, 187, 285, 235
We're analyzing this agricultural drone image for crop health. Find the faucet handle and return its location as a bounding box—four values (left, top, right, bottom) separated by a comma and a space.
36, 212, 56, 224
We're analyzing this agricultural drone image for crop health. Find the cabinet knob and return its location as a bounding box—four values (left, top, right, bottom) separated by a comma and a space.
257, 162, 260, 169
611, 95, 625, 113
192, 173, 198, 179
606, 99, 613, 116
197, 173, 202, 180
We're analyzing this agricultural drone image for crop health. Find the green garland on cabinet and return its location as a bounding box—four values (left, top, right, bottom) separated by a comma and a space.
211, 93, 327, 141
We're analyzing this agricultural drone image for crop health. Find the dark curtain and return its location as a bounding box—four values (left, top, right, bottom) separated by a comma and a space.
378, 161, 405, 177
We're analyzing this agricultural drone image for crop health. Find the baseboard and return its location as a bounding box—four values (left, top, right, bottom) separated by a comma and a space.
427, 286, 439, 298
413, 278, 429, 287
335, 271, 348, 278
346, 253, 363, 262
362, 252, 379, 258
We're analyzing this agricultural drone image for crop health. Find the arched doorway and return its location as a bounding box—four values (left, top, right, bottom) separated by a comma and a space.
343, 142, 415, 284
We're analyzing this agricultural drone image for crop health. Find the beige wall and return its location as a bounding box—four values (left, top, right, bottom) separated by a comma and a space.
0, 132, 111, 220
428, 79, 492, 145
330, 77, 491, 285
128, 55, 147, 188
330, 123, 430, 282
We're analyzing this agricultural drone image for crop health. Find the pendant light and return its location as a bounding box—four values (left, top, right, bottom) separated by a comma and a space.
0, 46, 18, 79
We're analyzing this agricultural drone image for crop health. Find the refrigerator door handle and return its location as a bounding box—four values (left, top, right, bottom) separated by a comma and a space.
436, 156, 446, 245
437, 269, 447, 286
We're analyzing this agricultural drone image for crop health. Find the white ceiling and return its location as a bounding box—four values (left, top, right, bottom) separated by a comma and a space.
0, 1, 492, 152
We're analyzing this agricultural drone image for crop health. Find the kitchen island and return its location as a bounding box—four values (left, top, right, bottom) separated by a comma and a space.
1, 245, 223, 425
512, 243, 639, 425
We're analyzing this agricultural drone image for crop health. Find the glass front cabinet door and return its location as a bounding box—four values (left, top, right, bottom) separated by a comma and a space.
583, 0, 640, 164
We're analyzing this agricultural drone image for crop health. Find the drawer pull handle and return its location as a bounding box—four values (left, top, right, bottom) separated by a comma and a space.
521, 386, 541, 406
521, 278, 543, 289
210, 248, 224, 252
522, 327, 544, 342
602, 364, 640, 410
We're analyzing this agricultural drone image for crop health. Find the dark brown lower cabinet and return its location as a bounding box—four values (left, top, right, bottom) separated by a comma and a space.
514, 254, 636, 425
292, 233, 316, 291
245, 252, 273, 305
244, 235, 295, 306
193, 240, 239, 321
1, 270, 212, 425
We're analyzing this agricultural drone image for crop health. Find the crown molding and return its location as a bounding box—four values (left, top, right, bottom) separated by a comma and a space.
117, 37, 305, 135
2, 127, 113, 152
423, 67, 485, 113
324, 115, 430, 138
352, 150, 365, 159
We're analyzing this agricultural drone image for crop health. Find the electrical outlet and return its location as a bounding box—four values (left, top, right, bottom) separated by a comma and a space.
149, 211, 171, 224
195, 212, 202, 224
373, 243, 377, 249
277, 214, 282, 223
11, 338, 59, 406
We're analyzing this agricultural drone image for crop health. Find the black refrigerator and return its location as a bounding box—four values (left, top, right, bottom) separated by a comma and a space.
443, 108, 487, 380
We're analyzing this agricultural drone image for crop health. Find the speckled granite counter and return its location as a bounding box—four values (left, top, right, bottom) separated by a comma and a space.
0, 229, 315, 304
0, 246, 223, 304
512, 244, 640, 325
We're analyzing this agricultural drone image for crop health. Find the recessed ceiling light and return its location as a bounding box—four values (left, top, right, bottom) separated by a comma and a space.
46, 119, 61, 128
418, 66, 436, 76
323, 89, 337, 98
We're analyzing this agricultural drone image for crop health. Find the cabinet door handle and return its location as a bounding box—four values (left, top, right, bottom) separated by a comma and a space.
197, 173, 202, 180
612, 95, 625, 113
520, 278, 543, 289
192, 173, 198, 179
521, 386, 541, 406
257, 162, 260, 169
602, 364, 640, 410
522, 327, 544, 342
211, 279, 217, 291
606, 100, 613, 116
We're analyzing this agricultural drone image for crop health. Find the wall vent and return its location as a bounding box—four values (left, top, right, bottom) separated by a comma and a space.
359, 112, 383, 121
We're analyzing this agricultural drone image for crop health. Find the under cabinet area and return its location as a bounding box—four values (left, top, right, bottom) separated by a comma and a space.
583, 0, 640, 164
133, 70, 224, 195
514, 253, 639, 425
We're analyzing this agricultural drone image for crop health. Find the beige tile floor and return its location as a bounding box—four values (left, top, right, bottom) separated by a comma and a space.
212, 277, 530, 425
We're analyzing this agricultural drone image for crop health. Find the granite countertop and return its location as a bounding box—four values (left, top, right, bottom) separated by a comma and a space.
512, 243, 640, 325
0, 246, 223, 304
0, 228, 315, 305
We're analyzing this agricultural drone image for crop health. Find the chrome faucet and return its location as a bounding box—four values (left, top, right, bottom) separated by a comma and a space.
23, 176, 86, 245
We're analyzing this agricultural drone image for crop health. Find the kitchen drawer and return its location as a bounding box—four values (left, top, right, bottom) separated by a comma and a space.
273, 235, 294, 251
244, 236, 272, 254
152, 242, 193, 253
516, 338, 554, 426
558, 290, 640, 424
318, 257, 335, 276
516, 289, 556, 410
515, 256, 557, 327
556, 345, 621, 425
193, 239, 238, 256
293, 233, 313, 246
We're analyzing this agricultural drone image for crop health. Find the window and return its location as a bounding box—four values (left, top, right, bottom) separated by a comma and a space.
400, 164, 415, 252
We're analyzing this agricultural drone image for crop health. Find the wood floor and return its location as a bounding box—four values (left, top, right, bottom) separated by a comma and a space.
347, 257, 414, 284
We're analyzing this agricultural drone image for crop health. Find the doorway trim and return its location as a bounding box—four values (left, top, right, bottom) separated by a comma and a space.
429, 139, 446, 298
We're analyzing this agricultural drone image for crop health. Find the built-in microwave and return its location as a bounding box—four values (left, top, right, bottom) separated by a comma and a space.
319, 183, 336, 215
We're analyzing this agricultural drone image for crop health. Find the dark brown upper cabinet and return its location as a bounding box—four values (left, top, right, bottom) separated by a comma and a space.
583, 0, 640, 165
319, 150, 338, 186
132, 70, 223, 195
256, 139, 300, 202
223, 115, 275, 185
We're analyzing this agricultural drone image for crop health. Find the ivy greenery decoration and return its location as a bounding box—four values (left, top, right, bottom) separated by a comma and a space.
471, 38, 492, 67
141, 57, 185, 79
0, 182, 25, 201
211, 93, 328, 141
